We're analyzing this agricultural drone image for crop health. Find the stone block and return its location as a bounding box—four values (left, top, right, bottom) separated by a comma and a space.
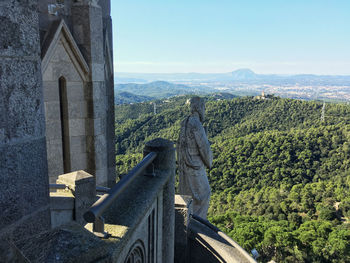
70, 152, 88, 171
69, 118, 86, 137
57, 171, 96, 225
70, 136, 87, 153
50, 194, 75, 228
66, 81, 84, 101
43, 81, 59, 102
46, 119, 62, 140
68, 100, 87, 118
44, 101, 61, 120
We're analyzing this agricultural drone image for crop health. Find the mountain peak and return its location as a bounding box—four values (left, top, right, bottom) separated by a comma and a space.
231, 68, 257, 79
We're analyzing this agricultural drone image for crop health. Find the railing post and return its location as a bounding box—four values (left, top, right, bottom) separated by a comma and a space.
57, 170, 96, 225
144, 138, 176, 263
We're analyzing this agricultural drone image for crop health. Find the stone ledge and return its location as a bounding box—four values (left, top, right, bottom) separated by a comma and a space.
16, 222, 113, 263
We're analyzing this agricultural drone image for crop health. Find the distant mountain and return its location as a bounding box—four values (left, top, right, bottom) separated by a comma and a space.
231, 69, 258, 80
115, 69, 350, 86
115, 91, 154, 104
115, 81, 215, 100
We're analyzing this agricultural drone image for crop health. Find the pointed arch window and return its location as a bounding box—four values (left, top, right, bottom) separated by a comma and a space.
58, 77, 71, 173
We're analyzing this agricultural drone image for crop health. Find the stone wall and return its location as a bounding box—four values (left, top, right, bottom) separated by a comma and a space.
0, 0, 51, 241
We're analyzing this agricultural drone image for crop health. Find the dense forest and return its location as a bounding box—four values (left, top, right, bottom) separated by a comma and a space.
115, 95, 350, 262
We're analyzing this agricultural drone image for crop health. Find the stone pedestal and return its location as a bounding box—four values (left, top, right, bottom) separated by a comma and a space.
175, 195, 193, 263
57, 170, 96, 225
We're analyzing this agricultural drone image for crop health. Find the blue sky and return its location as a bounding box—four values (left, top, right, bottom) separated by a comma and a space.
111, 0, 350, 75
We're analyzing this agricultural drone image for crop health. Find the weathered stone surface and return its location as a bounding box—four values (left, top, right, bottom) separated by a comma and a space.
16, 222, 112, 263
0, 137, 50, 235
11, 208, 51, 242
188, 218, 257, 263
0, 238, 30, 262
0, 59, 45, 143
0, 0, 40, 57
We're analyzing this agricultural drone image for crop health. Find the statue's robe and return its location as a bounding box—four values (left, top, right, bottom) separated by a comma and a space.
178, 115, 213, 219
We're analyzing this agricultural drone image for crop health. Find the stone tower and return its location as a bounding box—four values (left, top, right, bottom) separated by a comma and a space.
0, 0, 51, 242
38, 0, 115, 186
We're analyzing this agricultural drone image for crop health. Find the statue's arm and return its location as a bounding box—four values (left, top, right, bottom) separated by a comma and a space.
193, 124, 213, 169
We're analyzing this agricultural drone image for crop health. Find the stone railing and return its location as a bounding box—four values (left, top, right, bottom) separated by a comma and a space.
83, 151, 158, 237
45, 138, 175, 263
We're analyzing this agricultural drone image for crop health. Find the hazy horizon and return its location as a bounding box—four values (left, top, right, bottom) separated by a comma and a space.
115, 69, 350, 77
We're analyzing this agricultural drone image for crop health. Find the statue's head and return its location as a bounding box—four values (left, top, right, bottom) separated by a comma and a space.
189, 97, 205, 122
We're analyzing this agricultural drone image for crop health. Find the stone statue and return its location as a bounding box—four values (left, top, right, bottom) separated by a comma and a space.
177, 97, 213, 219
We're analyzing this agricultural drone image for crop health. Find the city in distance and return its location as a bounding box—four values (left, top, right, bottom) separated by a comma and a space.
115, 69, 350, 103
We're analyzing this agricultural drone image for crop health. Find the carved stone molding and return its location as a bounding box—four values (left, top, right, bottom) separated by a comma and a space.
125, 240, 145, 263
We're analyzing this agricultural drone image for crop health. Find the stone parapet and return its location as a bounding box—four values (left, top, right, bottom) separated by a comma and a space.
175, 195, 193, 263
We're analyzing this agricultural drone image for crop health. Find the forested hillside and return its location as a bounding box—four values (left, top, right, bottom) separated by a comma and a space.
115, 96, 350, 262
